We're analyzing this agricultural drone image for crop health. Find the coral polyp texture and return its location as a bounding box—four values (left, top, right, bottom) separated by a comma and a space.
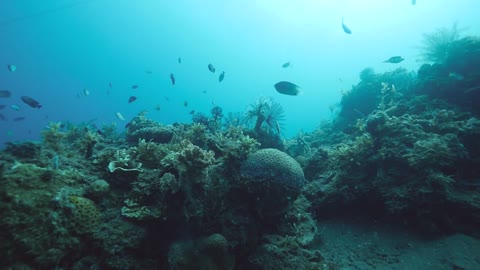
68, 195, 102, 233
241, 148, 305, 190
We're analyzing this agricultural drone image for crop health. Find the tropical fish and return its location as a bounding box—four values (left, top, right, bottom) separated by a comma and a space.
383, 56, 404, 63
11, 104, 20, 111
21, 96, 42, 108
189, 110, 195, 115
208, 64, 215, 73
282, 62, 290, 68
128, 96, 137, 103
131, 85, 139, 89
219, 71, 225, 82
0, 90, 11, 98
184, 101, 188, 107
170, 73, 176, 85
154, 104, 161, 111
116, 112, 126, 121
0, 105, 6, 110
7, 64, 16, 72
13, 116, 25, 122
83, 89, 90, 96
178, 57, 182, 64
145, 70, 153, 74
202, 90, 207, 94
274, 81, 302, 96
412, 0, 416, 5
342, 17, 352, 34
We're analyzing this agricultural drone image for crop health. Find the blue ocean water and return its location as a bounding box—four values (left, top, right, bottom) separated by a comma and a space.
0, 0, 479, 145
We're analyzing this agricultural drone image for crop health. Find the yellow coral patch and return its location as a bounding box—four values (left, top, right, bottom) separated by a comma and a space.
69, 195, 102, 234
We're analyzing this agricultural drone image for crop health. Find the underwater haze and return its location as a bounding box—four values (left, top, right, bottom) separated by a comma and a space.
1, 0, 479, 145
3, 1, 480, 269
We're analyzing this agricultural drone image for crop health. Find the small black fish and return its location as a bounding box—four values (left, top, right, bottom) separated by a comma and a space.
128, 96, 137, 103
282, 62, 290, 68
7, 64, 16, 72
0, 90, 11, 98
208, 64, 216, 73
342, 17, 352, 34
219, 71, 225, 82
189, 110, 195, 115
21, 96, 42, 108
132, 85, 139, 89
145, 70, 153, 74
170, 73, 176, 85
383, 56, 404, 63
178, 57, 182, 64
0, 105, 6, 110
274, 81, 302, 96
13, 116, 25, 122
184, 101, 188, 107
202, 90, 207, 94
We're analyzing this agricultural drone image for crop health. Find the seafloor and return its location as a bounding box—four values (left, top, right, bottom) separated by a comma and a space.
1, 37, 480, 270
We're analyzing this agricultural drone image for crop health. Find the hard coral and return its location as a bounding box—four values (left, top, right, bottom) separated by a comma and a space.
69, 195, 102, 234
126, 114, 174, 144
241, 148, 305, 190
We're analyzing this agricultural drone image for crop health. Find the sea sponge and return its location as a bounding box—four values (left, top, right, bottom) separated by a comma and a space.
241, 148, 305, 191
69, 195, 101, 234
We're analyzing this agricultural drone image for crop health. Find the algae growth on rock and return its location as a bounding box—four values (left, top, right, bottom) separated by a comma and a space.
1, 33, 480, 270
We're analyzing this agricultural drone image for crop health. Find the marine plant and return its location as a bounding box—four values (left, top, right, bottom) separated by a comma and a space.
418, 22, 464, 63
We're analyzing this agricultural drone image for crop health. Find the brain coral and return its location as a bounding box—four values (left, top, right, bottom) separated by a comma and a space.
69, 195, 101, 233
241, 148, 305, 191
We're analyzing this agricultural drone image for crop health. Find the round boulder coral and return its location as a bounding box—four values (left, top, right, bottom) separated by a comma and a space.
239, 148, 306, 218
241, 148, 305, 191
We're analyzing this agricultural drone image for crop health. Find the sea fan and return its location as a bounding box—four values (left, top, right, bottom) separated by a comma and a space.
418, 22, 465, 63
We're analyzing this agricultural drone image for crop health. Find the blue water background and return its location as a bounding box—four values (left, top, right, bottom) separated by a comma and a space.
0, 0, 479, 146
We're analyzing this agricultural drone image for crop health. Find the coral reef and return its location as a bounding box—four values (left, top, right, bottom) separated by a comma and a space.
68, 195, 102, 234
168, 233, 234, 270
2, 33, 480, 270
126, 114, 174, 144
239, 148, 305, 218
